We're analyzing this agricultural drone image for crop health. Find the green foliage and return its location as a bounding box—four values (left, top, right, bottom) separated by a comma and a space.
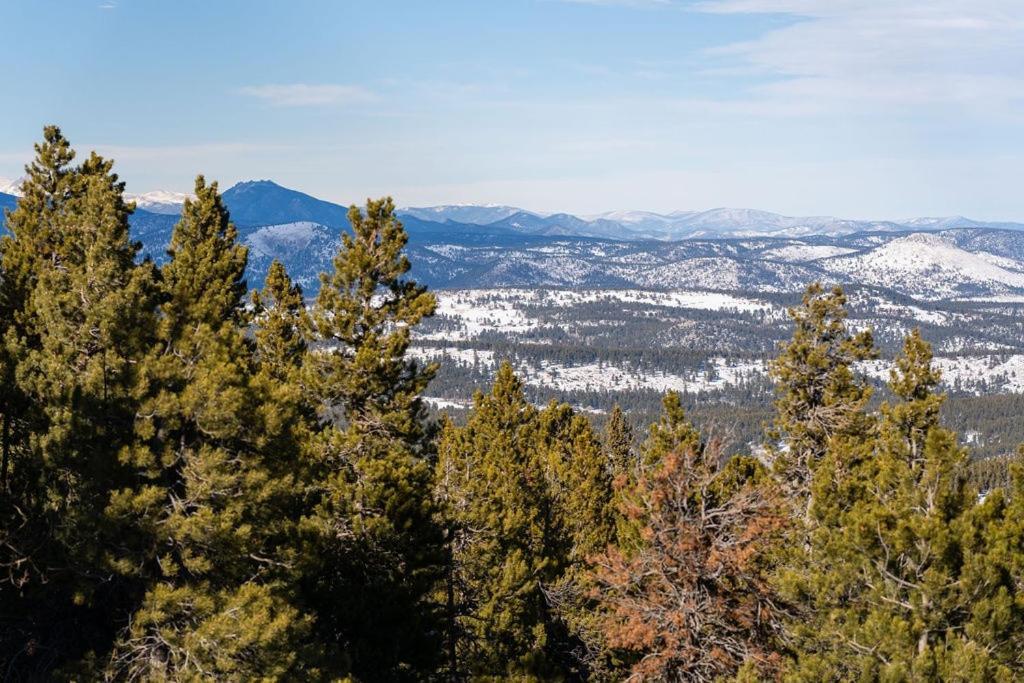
602, 403, 635, 478
769, 283, 876, 505
782, 330, 1024, 681
0, 127, 160, 673
640, 390, 701, 468
302, 197, 443, 679
435, 363, 552, 677
107, 176, 316, 680
435, 363, 617, 678
6, 130, 1024, 682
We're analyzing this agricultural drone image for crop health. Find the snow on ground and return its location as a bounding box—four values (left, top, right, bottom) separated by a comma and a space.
427, 294, 540, 339
412, 341, 1024, 397
423, 244, 471, 259
127, 189, 190, 214
420, 289, 776, 341
760, 245, 857, 262
246, 222, 327, 256
823, 233, 1024, 299
440, 288, 771, 313
422, 396, 471, 410
873, 301, 949, 325
858, 355, 1024, 394
516, 358, 767, 394
408, 346, 497, 367
957, 295, 1024, 303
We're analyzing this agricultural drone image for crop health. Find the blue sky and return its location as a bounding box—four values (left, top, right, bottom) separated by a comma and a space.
1, 0, 1022, 219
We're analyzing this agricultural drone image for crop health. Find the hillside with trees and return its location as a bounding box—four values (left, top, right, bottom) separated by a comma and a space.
3, 128, 1024, 681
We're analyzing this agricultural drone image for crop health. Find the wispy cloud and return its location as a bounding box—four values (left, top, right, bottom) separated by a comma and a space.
236, 83, 375, 107
98, 1, 116, 8
695, 0, 1024, 112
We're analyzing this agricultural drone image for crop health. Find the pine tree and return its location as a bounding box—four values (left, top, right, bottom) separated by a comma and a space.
537, 404, 618, 678
435, 365, 619, 679
107, 177, 314, 680
302, 197, 442, 679
435, 363, 555, 677
0, 127, 79, 596
545, 409, 615, 564
769, 283, 876, 508
603, 403, 635, 478
640, 391, 701, 468
590, 438, 786, 681
252, 259, 307, 382
613, 391, 703, 553
784, 330, 1024, 680
0, 128, 160, 675
250, 258, 314, 486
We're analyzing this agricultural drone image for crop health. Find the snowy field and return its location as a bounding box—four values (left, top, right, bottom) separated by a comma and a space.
408, 287, 1024, 399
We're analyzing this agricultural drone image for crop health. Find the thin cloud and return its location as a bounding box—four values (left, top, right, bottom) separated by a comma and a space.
694, 0, 1024, 112
236, 83, 375, 107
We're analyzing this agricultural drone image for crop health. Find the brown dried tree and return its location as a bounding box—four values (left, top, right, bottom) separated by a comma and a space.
589, 439, 787, 682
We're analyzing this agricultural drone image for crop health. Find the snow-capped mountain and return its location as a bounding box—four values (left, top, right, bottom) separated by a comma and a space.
0, 176, 24, 197
399, 204, 527, 225
126, 190, 190, 214
402, 228, 1024, 301
243, 221, 341, 289
6, 177, 1024, 302
408, 203, 1023, 240
820, 233, 1024, 299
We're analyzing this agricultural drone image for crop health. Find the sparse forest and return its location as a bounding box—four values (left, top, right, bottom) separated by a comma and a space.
4, 128, 1024, 681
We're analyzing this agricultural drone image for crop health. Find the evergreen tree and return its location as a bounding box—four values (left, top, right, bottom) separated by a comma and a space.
0, 128, 159, 675
640, 391, 701, 468
0, 127, 79, 599
538, 404, 618, 679
252, 259, 307, 382
613, 391, 703, 553
602, 403, 635, 478
107, 177, 314, 680
769, 283, 876, 509
436, 365, 618, 679
543, 408, 615, 564
303, 197, 442, 679
435, 363, 555, 677
784, 330, 1024, 680
250, 259, 315, 491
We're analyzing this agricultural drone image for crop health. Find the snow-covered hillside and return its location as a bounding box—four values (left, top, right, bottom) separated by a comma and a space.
127, 190, 190, 214
822, 233, 1024, 300
0, 176, 24, 196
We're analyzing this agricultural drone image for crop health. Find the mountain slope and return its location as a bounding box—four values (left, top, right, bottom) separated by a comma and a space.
399, 204, 525, 225
0, 191, 16, 216
222, 180, 351, 228
127, 190, 189, 215
821, 233, 1024, 299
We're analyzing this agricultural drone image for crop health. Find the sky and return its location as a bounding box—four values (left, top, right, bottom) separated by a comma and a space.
1, 0, 1022, 219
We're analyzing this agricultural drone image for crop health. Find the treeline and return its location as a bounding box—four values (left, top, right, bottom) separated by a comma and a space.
2, 128, 1024, 681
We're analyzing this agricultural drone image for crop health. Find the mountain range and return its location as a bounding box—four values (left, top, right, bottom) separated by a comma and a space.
4, 178, 1024, 300
4, 177, 1022, 239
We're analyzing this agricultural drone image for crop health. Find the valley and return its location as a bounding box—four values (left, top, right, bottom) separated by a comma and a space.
5, 179, 1024, 455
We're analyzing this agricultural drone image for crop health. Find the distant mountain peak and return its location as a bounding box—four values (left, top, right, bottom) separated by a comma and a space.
228, 179, 284, 191
127, 189, 191, 215
398, 204, 529, 225
221, 179, 350, 228
0, 176, 25, 197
